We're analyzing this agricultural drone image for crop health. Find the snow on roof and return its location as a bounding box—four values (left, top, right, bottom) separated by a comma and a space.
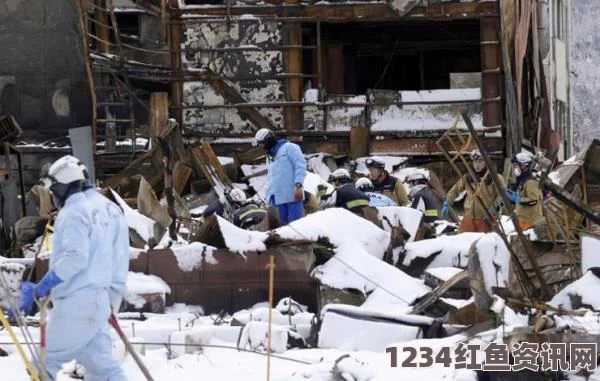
110, 188, 156, 243
548, 270, 600, 310
171, 242, 217, 271
216, 216, 267, 253
401, 232, 485, 269
376, 206, 423, 242
370, 106, 484, 132
275, 208, 390, 258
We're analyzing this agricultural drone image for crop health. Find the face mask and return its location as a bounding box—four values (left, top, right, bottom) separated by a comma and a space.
513, 167, 522, 177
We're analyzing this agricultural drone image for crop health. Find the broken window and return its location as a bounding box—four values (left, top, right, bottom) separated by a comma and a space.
303, 20, 481, 95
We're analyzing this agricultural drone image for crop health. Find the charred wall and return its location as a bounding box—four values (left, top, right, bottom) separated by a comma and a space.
0, 0, 91, 140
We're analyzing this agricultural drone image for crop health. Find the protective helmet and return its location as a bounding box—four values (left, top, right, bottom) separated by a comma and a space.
470, 150, 483, 161
252, 128, 275, 147
45, 155, 86, 189
58, 155, 90, 181
355, 177, 374, 191
229, 187, 247, 203
344, 160, 357, 172
365, 156, 386, 170
512, 152, 533, 165
328, 168, 351, 182
406, 172, 428, 183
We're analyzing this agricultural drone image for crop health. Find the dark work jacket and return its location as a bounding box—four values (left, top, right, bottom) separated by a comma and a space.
409, 184, 441, 223
335, 183, 370, 214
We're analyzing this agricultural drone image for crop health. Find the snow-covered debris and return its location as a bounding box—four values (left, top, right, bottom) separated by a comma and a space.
215, 216, 268, 253
473, 233, 511, 297
303, 172, 334, 196
333, 354, 377, 381
376, 206, 423, 241
355, 156, 408, 175
125, 272, 171, 309
171, 242, 217, 271
306, 153, 335, 181
318, 304, 437, 351
110, 188, 156, 243
129, 247, 145, 260
240, 164, 331, 200
217, 156, 234, 166
276, 297, 307, 315
401, 233, 484, 269
237, 321, 299, 353
582, 234, 600, 273
425, 267, 464, 282
275, 208, 390, 258
549, 270, 600, 310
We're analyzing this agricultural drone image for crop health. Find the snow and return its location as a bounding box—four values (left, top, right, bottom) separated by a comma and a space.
237, 321, 290, 353
400, 88, 481, 103
474, 233, 511, 297
216, 216, 268, 253
275, 208, 390, 258
304, 89, 319, 103
170, 242, 217, 271
355, 156, 408, 175
581, 234, 600, 273
401, 233, 484, 269
303, 171, 334, 196
306, 153, 333, 181
440, 297, 473, 309
376, 206, 423, 241
125, 272, 171, 309
370, 106, 483, 132
110, 188, 156, 243
318, 304, 434, 351
217, 156, 234, 166
425, 267, 464, 282
548, 270, 600, 310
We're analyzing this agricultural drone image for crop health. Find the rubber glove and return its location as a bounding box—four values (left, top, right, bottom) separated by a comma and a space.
440, 201, 451, 218
506, 190, 522, 204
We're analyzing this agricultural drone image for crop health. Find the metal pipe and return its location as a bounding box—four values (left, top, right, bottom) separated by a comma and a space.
173, 99, 482, 109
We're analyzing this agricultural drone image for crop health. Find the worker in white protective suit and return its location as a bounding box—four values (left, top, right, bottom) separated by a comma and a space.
64, 155, 130, 314
18, 155, 127, 381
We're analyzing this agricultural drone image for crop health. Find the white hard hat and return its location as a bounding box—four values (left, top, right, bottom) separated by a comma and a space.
365, 156, 386, 169
513, 152, 533, 165
252, 128, 274, 147
470, 150, 483, 160
355, 177, 373, 190
45, 155, 86, 189
59, 155, 89, 179
229, 187, 247, 203
406, 172, 427, 182
329, 168, 351, 182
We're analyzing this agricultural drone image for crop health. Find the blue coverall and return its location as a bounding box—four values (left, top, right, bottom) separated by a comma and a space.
265, 139, 307, 225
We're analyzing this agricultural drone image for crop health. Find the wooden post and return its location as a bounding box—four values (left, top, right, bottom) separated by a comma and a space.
94, 0, 110, 53
480, 16, 503, 129
266, 254, 275, 381
284, 23, 304, 132
350, 126, 369, 159
170, 1, 183, 128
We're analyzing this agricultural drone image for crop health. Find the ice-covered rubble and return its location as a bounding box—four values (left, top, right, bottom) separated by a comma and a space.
400, 233, 484, 270
549, 270, 600, 310
125, 272, 172, 309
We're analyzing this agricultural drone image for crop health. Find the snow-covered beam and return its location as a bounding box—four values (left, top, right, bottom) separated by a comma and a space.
175, 2, 499, 22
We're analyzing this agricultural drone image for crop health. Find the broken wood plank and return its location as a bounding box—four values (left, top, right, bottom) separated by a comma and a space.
191, 215, 226, 248
173, 162, 193, 195
137, 176, 172, 230
411, 270, 469, 315
349, 126, 369, 159
149, 92, 169, 138
234, 147, 265, 165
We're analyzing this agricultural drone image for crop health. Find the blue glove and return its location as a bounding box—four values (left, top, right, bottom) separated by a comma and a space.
33, 270, 63, 298
18, 281, 36, 315
506, 190, 522, 204
441, 201, 451, 218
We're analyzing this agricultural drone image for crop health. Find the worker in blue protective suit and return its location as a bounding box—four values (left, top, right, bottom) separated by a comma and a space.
253, 128, 307, 225
18, 155, 127, 381
66, 155, 130, 314
354, 177, 398, 207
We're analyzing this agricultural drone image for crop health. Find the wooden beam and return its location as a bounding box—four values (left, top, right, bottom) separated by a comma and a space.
284, 22, 304, 131
170, 1, 183, 127
175, 2, 498, 21
480, 16, 503, 128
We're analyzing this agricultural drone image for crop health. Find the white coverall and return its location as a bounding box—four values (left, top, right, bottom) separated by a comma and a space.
83, 187, 130, 313
43, 192, 127, 380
